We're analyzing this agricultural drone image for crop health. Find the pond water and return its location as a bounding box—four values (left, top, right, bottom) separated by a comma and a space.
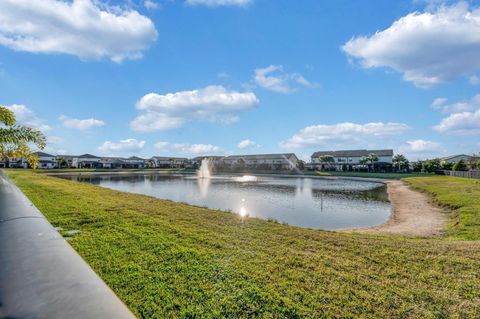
60, 174, 391, 230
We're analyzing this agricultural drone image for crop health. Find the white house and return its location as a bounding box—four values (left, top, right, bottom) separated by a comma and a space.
440, 154, 474, 165
72, 154, 102, 168
150, 157, 189, 168
34, 152, 57, 169
311, 149, 393, 171
221, 153, 299, 170
124, 156, 147, 169
0, 157, 28, 168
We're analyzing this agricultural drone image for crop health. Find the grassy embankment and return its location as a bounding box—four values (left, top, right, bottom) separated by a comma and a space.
6, 170, 480, 318
405, 176, 480, 241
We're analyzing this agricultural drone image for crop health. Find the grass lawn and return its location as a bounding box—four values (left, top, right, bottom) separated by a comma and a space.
405, 176, 480, 240
6, 170, 480, 318
321, 171, 432, 180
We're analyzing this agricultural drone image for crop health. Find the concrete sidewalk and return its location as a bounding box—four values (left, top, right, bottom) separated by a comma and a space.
0, 170, 136, 319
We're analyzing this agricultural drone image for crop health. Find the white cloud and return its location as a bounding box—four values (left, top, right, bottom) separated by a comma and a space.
59, 115, 105, 130
0, 0, 157, 62
98, 138, 146, 153
131, 85, 258, 132
431, 94, 480, 113
280, 122, 410, 149
342, 3, 480, 87
4, 104, 51, 132
237, 139, 259, 149
432, 94, 480, 135
434, 109, 480, 135
144, 0, 159, 10
470, 75, 480, 85
185, 0, 252, 7
402, 139, 442, 152
253, 65, 317, 93
154, 141, 225, 155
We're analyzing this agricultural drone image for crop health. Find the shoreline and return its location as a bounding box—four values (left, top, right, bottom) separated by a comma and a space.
351, 180, 447, 237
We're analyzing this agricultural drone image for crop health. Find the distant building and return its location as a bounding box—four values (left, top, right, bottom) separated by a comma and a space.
221, 153, 299, 170
149, 157, 189, 168
440, 154, 474, 165
100, 157, 126, 169
124, 156, 147, 169
311, 149, 394, 171
72, 154, 102, 168
0, 157, 28, 168
34, 152, 57, 169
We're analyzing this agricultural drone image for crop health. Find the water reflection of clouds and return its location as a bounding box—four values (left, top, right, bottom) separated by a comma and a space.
65, 173, 391, 230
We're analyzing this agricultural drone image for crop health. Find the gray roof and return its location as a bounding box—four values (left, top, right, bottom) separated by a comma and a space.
440, 154, 472, 161
225, 153, 298, 160
34, 151, 55, 157
151, 156, 189, 161
128, 156, 145, 160
312, 149, 393, 158
78, 154, 100, 159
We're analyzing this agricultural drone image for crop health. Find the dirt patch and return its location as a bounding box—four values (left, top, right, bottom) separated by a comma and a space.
352, 180, 447, 237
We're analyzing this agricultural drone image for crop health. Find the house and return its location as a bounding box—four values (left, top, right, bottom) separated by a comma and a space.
311, 149, 394, 171
440, 154, 474, 165
100, 157, 126, 169
72, 154, 102, 168
0, 157, 28, 168
150, 157, 189, 168
221, 153, 299, 170
56, 155, 75, 168
124, 156, 147, 169
34, 152, 57, 169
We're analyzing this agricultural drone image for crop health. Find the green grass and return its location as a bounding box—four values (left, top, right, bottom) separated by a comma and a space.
322, 171, 432, 180
405, 176, 480, 240
6, 170, 480, 318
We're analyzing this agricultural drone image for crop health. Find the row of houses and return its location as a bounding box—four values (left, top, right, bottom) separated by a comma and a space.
0, 152, 302, 170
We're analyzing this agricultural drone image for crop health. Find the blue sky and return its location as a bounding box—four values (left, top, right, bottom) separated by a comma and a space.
1, 0, 479, 160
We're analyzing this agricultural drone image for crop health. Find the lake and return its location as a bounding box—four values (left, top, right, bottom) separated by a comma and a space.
60, 174, 391, 230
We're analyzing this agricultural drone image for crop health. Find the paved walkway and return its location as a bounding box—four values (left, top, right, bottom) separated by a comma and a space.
0, 170, 135, 319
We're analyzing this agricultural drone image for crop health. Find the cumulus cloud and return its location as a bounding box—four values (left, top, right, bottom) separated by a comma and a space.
185, 0, 252, 7
59, 115, 105, 130
0, 0, 157, 62
280, 122, 409, 149
144, 0, 159, 10
154, 141, 225, 155
4, 104, 51, 132
342, 3, 480, 87
470, 75, 480, 85
401, 139, 442, 152
131, 85, 258, 132
237, 139, 259, 149
253, 65, 317, 93
98, 138, 146, 153
431, 94, 480, 113
432, 94, 480, 135
434, 109, 480, 135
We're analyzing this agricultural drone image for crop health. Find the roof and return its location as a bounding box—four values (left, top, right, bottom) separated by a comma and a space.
312, 149, 393, 158
78, 154, 100, 159
151, 156, 189, 161
192, 156, 225, 161
440, 154, 472, 161
225, 153, 298, 160
128, 156, 145, 160
34, 151, 55, 157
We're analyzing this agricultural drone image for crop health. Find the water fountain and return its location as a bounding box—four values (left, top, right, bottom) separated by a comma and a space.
197, 158, 211, 179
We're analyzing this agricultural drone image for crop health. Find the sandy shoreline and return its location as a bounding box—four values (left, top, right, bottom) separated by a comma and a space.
352, 180, 447, 237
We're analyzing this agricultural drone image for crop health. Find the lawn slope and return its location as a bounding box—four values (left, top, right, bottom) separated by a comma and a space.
405, 176, 480, 240
7, 170, 480, 318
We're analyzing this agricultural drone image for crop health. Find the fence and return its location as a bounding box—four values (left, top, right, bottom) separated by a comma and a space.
441, 170, 480, 179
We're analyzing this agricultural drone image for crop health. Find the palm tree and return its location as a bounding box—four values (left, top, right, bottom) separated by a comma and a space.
317, 155, 335, 170
393, 154, 409, 172
363, 153, 379, 172
0, 105, 46, 169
